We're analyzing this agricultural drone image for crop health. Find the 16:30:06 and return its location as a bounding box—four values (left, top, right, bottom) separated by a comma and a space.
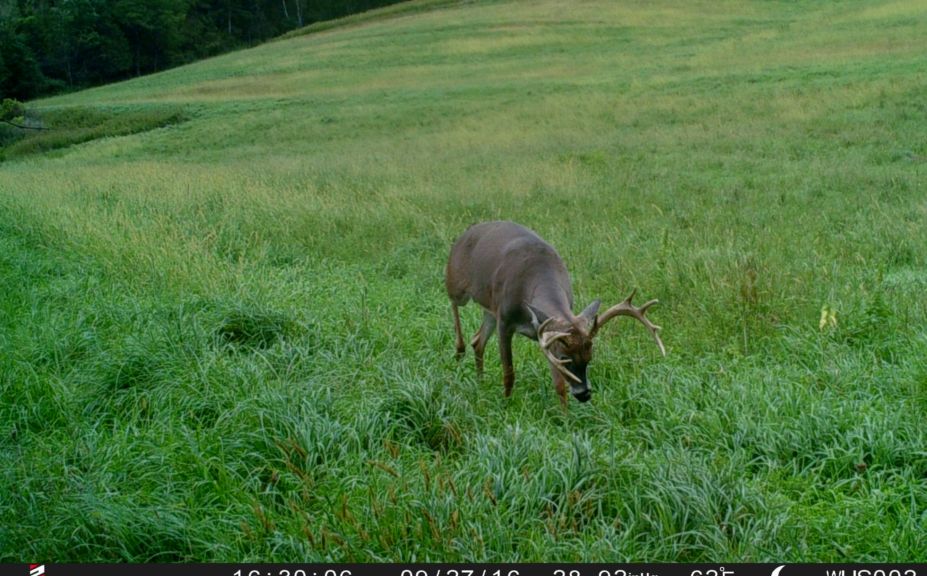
234, 571, 352, 576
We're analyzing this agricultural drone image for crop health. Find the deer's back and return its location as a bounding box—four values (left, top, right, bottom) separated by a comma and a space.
445, 221, 569, 312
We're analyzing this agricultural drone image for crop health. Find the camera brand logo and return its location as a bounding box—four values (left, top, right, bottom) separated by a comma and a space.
29, 565, 46, 576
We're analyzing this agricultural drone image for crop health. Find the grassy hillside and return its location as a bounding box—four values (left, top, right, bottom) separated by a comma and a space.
2, 0, 926, 561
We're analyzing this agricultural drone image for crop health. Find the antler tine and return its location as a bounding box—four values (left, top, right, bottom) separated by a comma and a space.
593, 289, 666, 356
537, 317, 554, 334
538, 329, 582, 384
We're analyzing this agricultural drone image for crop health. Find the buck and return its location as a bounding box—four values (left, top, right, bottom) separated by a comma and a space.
445, 221, 665, 405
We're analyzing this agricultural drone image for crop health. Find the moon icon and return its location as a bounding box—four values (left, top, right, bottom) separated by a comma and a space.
771, 565, 787, 576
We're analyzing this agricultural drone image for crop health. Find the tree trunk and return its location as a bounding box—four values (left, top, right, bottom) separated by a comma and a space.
281, 0, 289, 20
134, 30, 141, 76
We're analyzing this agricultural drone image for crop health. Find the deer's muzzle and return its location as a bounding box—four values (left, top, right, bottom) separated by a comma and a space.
572, 387, 592, 402
568, 364, 591, 402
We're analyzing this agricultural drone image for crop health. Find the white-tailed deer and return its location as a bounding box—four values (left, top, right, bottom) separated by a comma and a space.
445, 221, 665, 405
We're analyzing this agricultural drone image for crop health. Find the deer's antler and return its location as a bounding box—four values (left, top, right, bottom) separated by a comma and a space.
537, 319, 582, 384
591, 289, 666, 356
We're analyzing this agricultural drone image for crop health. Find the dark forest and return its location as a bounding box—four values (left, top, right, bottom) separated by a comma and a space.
0, 0, 403, 100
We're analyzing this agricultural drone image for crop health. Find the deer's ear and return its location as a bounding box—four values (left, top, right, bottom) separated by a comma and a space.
579, 299, 601, 328
526, 304, 549, 331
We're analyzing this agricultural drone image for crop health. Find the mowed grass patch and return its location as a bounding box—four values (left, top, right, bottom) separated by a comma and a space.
0, 105, 188, 161
2, 0, 927, 562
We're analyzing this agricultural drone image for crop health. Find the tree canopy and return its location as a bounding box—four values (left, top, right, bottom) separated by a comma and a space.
0, 0, 404, 101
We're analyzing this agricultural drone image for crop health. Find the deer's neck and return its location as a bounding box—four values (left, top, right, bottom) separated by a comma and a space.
527, 273, 575, 322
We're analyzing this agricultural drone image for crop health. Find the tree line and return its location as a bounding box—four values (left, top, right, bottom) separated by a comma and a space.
0, 0, 403, 101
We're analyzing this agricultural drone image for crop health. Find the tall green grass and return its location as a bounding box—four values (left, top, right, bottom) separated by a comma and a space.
1, 0, 926, 562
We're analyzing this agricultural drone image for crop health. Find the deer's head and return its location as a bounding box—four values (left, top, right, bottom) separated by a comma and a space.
529, 290, 665, 403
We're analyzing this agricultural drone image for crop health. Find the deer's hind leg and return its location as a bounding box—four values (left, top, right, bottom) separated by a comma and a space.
451, 302, 466, 359
470, 310, 496, 376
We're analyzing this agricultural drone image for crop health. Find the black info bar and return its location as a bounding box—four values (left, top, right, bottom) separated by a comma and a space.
2, 564, 924, 576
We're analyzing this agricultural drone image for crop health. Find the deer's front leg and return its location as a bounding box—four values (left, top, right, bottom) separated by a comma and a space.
549, 362, 568, 406
470, 310, 496, 376
498, 321, 515, 397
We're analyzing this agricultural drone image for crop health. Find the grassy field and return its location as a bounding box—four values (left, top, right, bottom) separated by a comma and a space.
2, 0, 927, 562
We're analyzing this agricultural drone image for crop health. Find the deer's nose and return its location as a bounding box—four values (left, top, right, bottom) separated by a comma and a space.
574, 389, 592, 402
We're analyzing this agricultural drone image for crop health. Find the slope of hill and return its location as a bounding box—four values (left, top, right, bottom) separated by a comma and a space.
1, 0, 926, 561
